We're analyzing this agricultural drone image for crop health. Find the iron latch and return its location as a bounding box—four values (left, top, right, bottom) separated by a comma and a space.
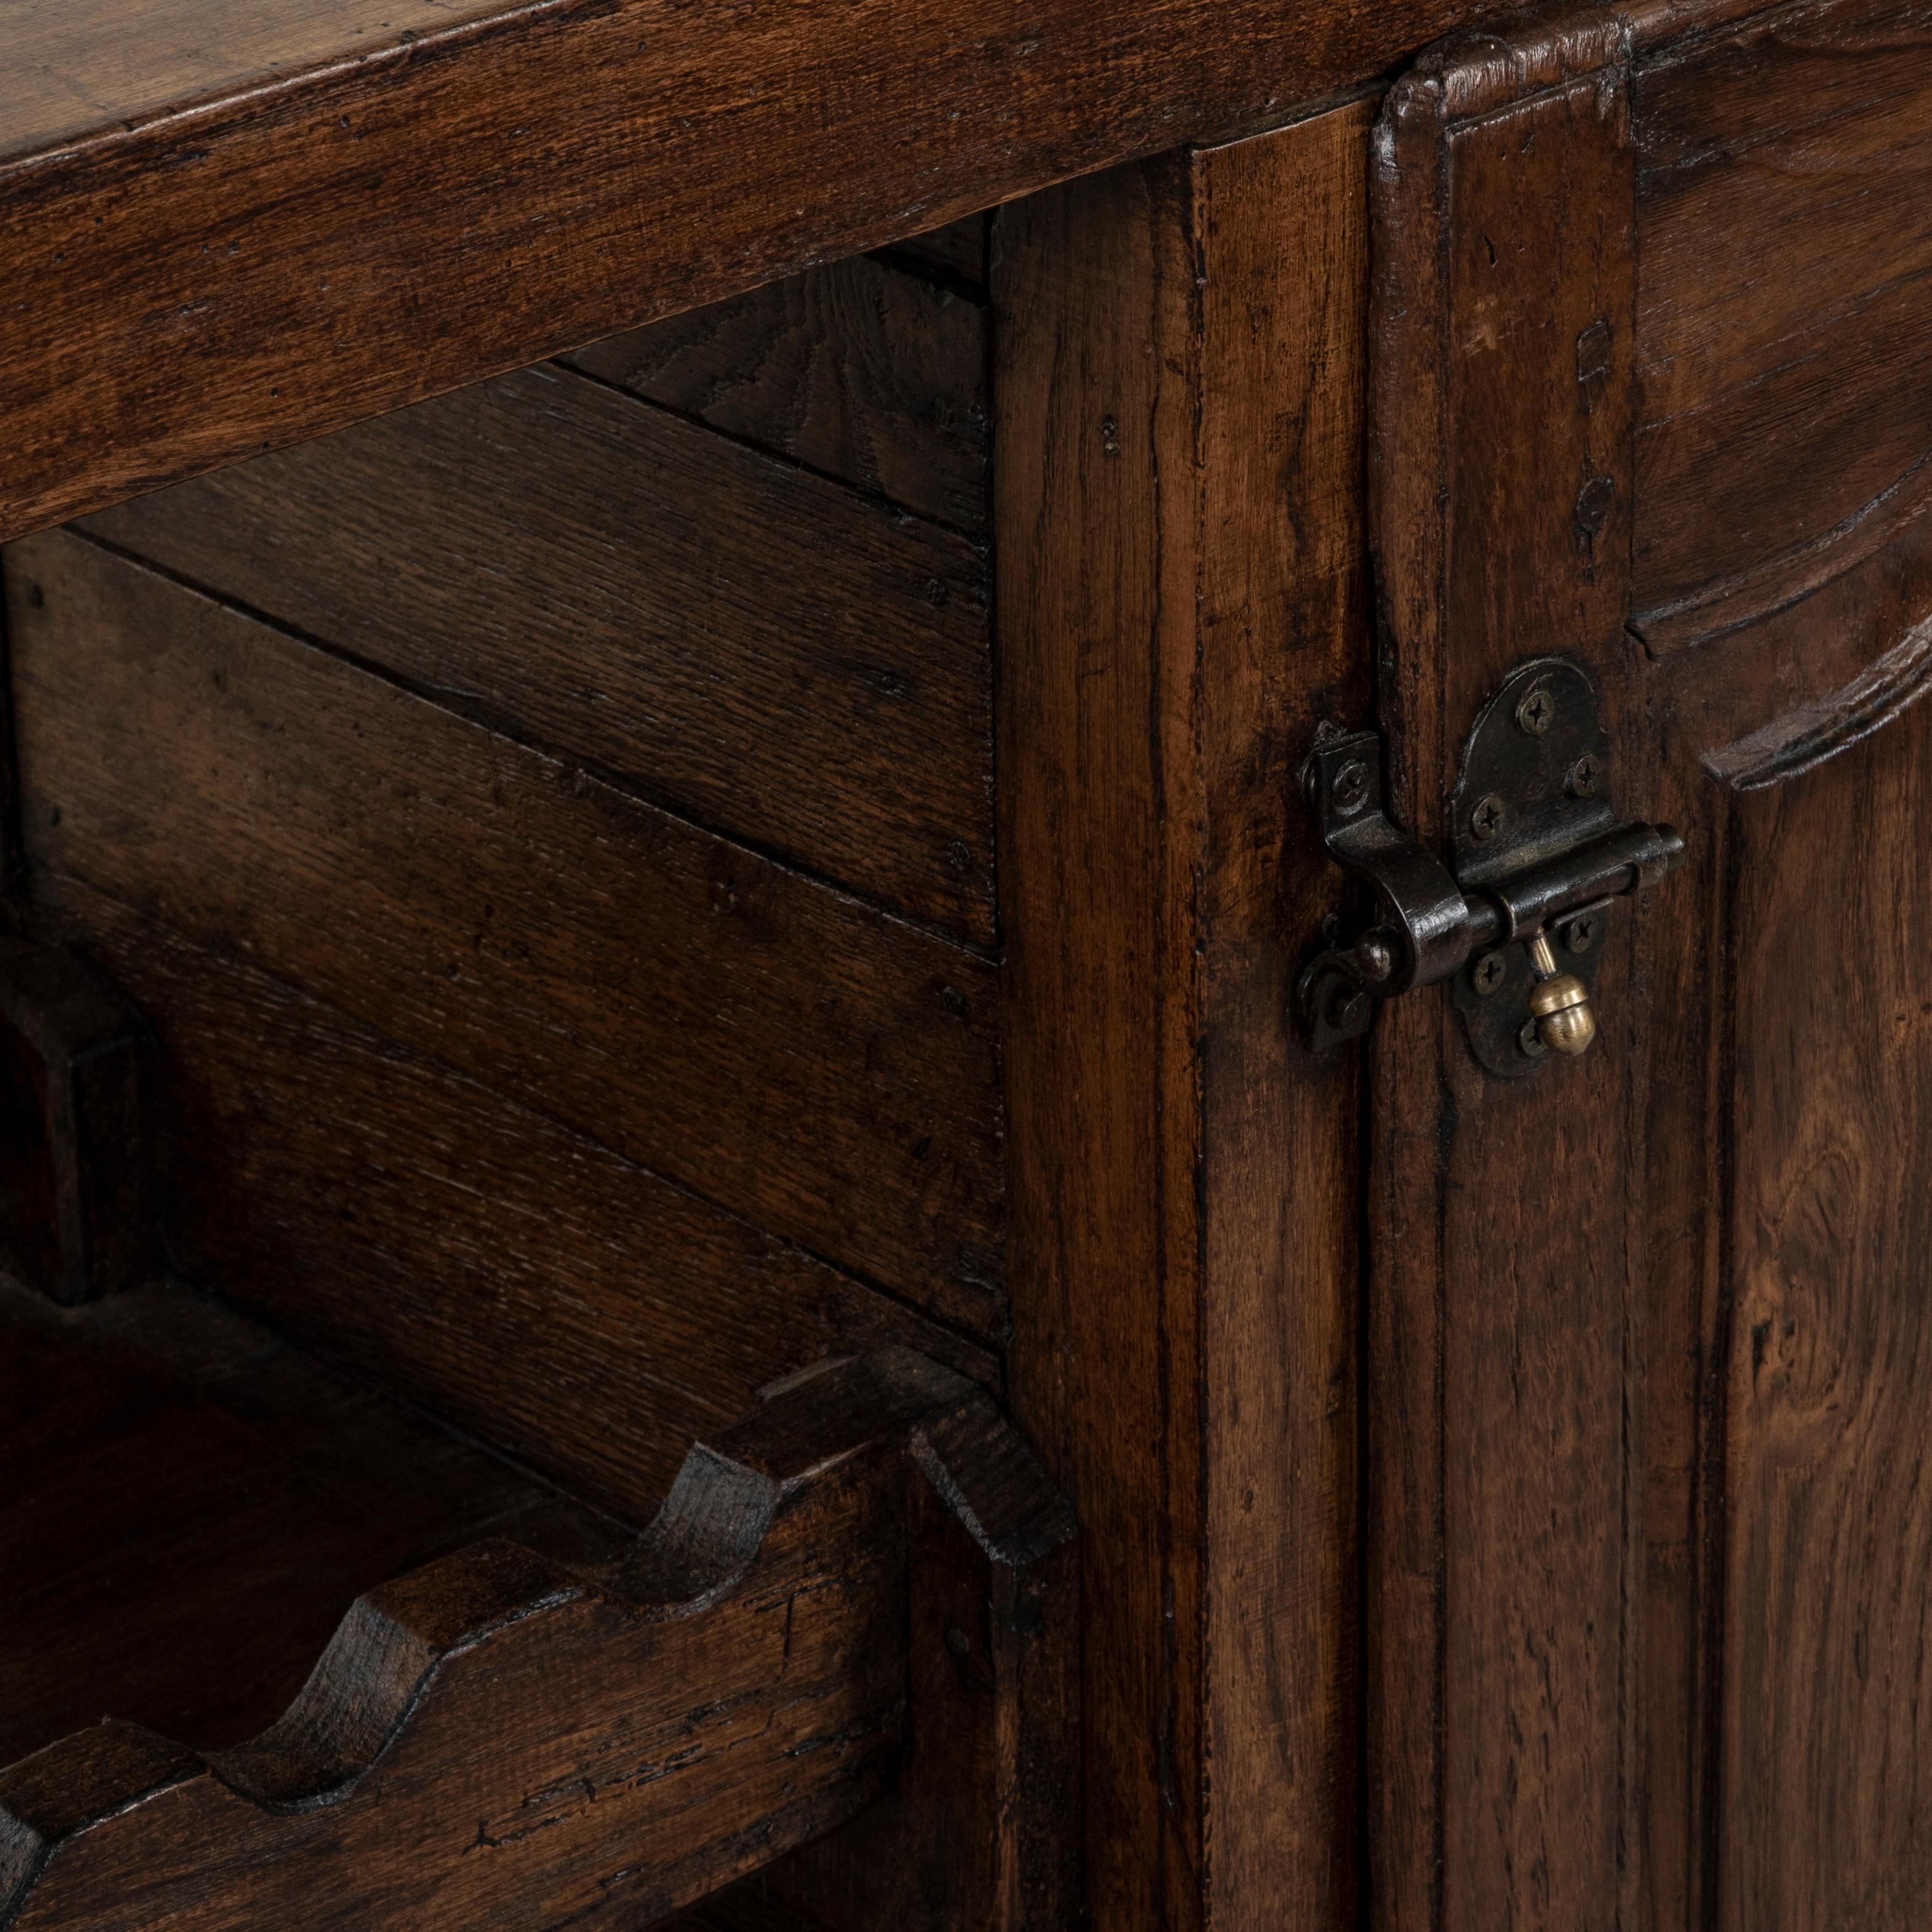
1297, 657, 1684, 1076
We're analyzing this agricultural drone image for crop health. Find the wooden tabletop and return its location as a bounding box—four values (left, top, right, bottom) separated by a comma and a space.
0, 0, 1513, 546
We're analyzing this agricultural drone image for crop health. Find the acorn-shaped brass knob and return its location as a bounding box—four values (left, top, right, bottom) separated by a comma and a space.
1526, 931, 1596, 1057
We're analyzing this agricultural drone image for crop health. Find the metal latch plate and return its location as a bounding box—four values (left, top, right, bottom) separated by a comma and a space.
1450, 659, 1613, 1077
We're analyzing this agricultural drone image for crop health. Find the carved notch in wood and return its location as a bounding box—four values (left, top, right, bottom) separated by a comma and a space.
0, 1334, 1078, 1931
0, 944, 150, 1306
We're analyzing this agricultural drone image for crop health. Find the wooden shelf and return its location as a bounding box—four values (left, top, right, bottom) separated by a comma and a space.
0, 1273, 1076, 1930
0, 1274, 622, 1771
0, 0, 1462, 551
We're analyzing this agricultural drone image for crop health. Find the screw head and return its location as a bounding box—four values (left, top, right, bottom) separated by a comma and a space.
1568, 753, 1603, 798
1471, 949, 1508, 996
1469, 794, 1506, 841
1562, 912, 1601, 954
1518, 1016, 1550, 1060
1516, 686, 1556, 736
1330, 760, 1370, 813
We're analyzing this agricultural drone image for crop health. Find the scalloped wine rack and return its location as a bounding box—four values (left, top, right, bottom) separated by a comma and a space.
0, 939, 1078, 1930
0, 1279, 1076, 1932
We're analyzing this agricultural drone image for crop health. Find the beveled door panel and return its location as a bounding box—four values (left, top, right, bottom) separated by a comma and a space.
1367, 6, 1932, 1927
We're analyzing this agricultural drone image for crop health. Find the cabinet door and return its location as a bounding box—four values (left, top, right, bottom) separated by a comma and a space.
1367, 6, 1932, 1930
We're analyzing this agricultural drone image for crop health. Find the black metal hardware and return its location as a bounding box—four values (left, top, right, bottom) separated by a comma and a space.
1296, 657, 1685, 1075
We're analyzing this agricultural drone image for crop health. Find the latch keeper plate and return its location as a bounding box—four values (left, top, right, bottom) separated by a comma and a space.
1297, 656, 1685, 1076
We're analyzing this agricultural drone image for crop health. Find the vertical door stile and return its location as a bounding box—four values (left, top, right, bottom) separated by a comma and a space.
1366, 24, 1646, 1932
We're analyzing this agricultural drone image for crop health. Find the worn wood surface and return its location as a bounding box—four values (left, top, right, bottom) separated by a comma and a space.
996, 105, 1372, 1931
0, 1274, 618, 1771
1631, 509, 1932, 1931
564, 255, 989, 533
7, 531, 1003, 1329
0, 0, 1529, 546
79, 360, 995, 942
1631, 2, 1932, 644
1711, 691, 1932, 1930
1, 1346, 1076, 1932
730, 1388, 1083, 1930
1369, 29, 1642, 1932
1369, 6, 1932, 1928
28, 877, 990, 1524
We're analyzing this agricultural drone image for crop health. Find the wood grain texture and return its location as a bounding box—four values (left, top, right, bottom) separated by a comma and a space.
1714, 688, 1932, 1932
2, 1348, 1077, 1932
27, 874, 990, 1525
996, 105, 1372, 1932
1385, 0, 1932, 653
563, 256, 990, 533
731, 1392, 1083, 1930
1637, 509, 1932, 1931
0, 0, 1522, 546
1372, 10, 1932, 1928
1631, 0, 1932, 643
1369, 39, 1643, 1932
80, 360, 996, 942
7, 532, 1003, 1329
0, 1274, 618, 1770
0, 0, 503, 162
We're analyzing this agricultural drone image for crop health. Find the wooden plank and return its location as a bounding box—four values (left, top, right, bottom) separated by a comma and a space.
995, 103, 1372, 1932
1632, 514, 1932, 1930
2, 1350, 1076, 1932
564, 255, 990, 532
1715, 694, 1932, 1931
1631, 6, 1932, 642
0, 0, 1522, 545
80, 361, 996, 943
6, 532, 1004, 1330
1369, 30, 1642, 1932
0, 1, 501, 162
28, 871, 992, 1524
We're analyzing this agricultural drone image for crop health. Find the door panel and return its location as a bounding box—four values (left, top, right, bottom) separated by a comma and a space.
1368, 5, 1932, 1928
1633, 4, 1932, 639
1719, 694, 1932, 1930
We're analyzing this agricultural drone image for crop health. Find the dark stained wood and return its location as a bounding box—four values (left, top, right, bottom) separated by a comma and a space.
876, 214, 993, 290
0, 1, 495, 159
1369, 8, 1932, 1929
731, 1380, 1083, 1930
0, 1273, 620, 1770
1631, 2, 1932, 645
0, 0, 1525, 547
563, 256, 989, 532
28, 874, 992, 1524
80, 360, 997, 942
1711, 693, 1932, 1932
7, 531, 1004, 1329
1, 1345, 1077, 1932
1369, 30, 1642, 1932
0, 945, 149, 1306
1637, 512, 1932, 1931
995, 103, 1373, 1932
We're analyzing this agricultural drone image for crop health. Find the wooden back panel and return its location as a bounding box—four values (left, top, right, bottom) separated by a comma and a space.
2, 251, 1001, 1523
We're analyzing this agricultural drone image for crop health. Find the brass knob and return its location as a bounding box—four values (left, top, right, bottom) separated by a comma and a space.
1526, 931, 1596, 1057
